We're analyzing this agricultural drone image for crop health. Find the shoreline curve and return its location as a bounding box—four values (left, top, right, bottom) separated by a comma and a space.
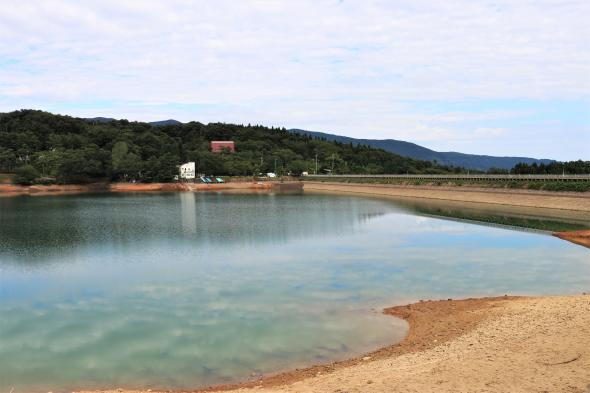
76, 294, 590, 393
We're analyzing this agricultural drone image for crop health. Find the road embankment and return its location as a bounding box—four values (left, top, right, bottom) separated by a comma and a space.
303, 181, 590, 212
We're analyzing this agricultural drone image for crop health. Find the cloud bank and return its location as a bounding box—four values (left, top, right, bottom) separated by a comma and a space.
0, 0, 588, 159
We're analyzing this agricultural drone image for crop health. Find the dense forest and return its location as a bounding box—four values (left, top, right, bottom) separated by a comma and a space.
488, 161, 590, 175
0, 110, 461, 184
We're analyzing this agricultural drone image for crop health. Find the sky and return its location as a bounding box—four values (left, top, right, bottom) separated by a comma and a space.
0, 0, 589, 160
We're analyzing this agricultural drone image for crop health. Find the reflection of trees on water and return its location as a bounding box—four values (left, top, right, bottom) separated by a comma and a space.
176, 192, 388, 245
0, 193, 390, 265
357, 212, 387, 224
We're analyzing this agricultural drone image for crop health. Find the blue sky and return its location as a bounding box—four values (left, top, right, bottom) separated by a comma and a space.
0, 0, 588, 160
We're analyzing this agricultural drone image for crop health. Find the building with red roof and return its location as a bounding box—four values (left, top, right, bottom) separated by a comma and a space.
211, 141, 235, 153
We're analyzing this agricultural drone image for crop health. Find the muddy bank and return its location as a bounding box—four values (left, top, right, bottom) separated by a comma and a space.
0, 181, 302, 197
76, 294, 590, 393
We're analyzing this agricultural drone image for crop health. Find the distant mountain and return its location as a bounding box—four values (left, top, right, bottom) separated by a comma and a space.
149, 119, 183, 126
85, 117, 183, 126
86, 117, 116, 123
290, 129, 554, 171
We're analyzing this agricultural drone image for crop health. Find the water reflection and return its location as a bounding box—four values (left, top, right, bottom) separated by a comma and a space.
0, 193, 388, 265
0, 193, 588, 393
180, 192, 197, 234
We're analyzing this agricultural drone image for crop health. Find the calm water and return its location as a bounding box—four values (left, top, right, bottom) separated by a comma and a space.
0, 193, 588, 392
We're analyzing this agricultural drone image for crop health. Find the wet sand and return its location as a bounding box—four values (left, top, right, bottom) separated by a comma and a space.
77, 295, 590, 393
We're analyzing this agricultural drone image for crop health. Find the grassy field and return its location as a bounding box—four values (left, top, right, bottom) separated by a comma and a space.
304, 177, 590, 192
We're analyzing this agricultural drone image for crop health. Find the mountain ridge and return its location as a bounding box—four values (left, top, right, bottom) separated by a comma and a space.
289, 129, 554, 171
85, 117, 183, 126
82, 119, 554, 170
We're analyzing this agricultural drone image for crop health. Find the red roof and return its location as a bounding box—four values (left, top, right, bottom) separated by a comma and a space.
211, 141, 235, 153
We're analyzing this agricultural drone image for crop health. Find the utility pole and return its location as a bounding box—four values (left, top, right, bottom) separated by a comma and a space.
315, 154, 318, 174
331, 154, 335, 174
274, 158, 277, 174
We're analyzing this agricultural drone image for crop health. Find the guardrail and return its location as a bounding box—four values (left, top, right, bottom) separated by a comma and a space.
304, 174, 590, 181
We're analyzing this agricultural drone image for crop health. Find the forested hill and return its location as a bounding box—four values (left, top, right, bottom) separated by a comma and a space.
290, 129, 554, 171
0, 110, 459, 184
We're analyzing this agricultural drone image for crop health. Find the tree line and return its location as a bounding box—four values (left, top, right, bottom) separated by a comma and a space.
1, 110, 462, 184
3, 110, 585, 185
487, 160, 590, 175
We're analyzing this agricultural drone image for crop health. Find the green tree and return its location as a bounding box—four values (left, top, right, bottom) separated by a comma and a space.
0, 147, 16, 172
0, 109, 467, 183
14, 165, 40, 185
288, 159, 309, 176
111, 141, 129, 172
57, 147, 106, 183
117, 152, 142, 180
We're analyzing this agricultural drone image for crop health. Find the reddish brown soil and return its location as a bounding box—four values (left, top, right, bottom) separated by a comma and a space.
553, 229, 590, 249
0, 181, 301, 197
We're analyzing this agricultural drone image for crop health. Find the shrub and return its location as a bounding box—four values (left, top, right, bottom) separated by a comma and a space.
14, 165, 40, 185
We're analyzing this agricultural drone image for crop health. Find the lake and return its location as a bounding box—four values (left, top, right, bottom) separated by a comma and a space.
0, 192, 588, 392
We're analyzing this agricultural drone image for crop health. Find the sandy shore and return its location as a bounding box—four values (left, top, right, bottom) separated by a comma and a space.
77, 294, 590, 393
303, 181, 590, 213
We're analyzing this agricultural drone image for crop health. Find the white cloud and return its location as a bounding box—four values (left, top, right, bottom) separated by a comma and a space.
0, 0, 588, 159
474, 127, 506, 138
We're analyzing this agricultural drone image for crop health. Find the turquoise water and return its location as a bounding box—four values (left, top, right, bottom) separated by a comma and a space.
0, 193, 588, 392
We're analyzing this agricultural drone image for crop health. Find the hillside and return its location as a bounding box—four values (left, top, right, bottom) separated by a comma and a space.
149, 119, 183, 126
290, 129, 553, 171
0, 110, 458, 184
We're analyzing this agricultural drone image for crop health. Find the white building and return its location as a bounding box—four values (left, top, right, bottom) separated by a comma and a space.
179, 162, 196, 180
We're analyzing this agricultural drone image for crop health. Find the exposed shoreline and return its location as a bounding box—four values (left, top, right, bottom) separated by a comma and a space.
302, 181, 590, 213
76, 294, 590, 393
2, 180, 589, 212
0, 181, 302, 197
554, 229, 590, 249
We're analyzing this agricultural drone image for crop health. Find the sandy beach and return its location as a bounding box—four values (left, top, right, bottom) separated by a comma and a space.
76, 294, 590, 393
